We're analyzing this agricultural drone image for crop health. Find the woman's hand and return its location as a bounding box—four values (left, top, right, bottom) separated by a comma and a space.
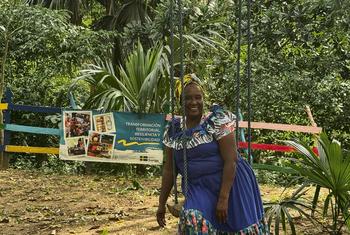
216, 197, 229, 224
156, 205, 166, 227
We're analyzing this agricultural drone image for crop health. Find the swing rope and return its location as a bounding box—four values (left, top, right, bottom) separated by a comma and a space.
236, 0, 253, 164
168, 0, 253, 214
235, 0, 242, 145
247, 0, 253, 164
177, 0, 189, 199
168, 0, 188, 211
169, 0, 178, 205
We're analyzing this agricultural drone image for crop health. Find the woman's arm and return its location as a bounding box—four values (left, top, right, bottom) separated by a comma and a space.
216, 132, 238, 223
156, 146, 175, 227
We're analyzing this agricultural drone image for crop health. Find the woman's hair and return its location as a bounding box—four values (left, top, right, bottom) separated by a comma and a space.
175, 73, 204, 104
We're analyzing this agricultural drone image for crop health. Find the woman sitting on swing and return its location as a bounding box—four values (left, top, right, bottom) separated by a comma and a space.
156, 74, 269, 234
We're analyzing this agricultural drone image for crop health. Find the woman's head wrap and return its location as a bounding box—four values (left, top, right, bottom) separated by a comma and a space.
175, 73, 203, 103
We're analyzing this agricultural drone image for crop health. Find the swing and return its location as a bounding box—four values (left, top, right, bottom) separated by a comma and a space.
166, 0, 253, 218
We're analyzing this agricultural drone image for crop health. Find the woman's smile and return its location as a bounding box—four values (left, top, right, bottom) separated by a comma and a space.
183, 83, 204, 124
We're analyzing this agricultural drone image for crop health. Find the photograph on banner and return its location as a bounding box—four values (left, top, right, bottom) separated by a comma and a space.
64, 111, 92, 138
93, 112, 116, 133
66, 137, 87, 157
87, 131, 115, 158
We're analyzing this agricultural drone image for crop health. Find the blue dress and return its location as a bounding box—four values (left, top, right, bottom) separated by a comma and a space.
163, 106, 268, 234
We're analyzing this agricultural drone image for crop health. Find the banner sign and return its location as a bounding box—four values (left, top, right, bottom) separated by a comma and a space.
59, 111, 166, 165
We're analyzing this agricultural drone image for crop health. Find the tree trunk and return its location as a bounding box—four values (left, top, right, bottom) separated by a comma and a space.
106, 0, 115, 15
67, 0, 83, 25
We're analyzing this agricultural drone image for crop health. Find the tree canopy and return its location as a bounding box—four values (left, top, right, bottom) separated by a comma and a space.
0, 0, 349, 150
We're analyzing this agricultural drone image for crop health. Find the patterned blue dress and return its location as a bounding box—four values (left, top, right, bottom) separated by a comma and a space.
163, 105, 268, 234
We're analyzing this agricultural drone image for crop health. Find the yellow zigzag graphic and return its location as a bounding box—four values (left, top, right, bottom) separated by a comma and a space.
117, 139, 158, 147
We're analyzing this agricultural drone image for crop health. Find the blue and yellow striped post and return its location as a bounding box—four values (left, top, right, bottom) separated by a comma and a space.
0, 88, 12, 169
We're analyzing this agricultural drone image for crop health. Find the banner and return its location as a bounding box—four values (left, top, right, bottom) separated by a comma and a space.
59, 110, 166, 165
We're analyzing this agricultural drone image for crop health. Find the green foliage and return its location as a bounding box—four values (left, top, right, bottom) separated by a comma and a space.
11, 154, 86, 174
153, 0, 231, 74
254, 161, 299, 186
285, 133, 350, 234
264, 183, 316, 235
128, 179, 144, 191
0, 2, 116, 168
1, 0, 349, 180
72, 41, 170, 113
0, 2, 115, 106
24, 0, 88, 25
202, 0, 350, 152
100, 229, 109, 235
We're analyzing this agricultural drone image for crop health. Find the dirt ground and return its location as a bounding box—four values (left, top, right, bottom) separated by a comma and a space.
0, 169, 344, 235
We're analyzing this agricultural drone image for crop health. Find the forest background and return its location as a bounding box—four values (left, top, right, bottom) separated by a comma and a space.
0, 0, 349, 178
0, 0, 350, 234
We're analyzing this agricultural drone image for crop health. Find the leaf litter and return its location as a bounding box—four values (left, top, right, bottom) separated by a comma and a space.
0, 169, 334, 234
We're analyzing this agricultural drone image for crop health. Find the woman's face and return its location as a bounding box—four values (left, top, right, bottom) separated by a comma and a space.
183, 83, 203, 120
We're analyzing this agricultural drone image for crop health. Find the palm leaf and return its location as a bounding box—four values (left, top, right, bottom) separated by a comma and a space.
284, 133, 350, 233
282, 206, 296, 235
274, 206, 281, 235
264, 183, 316, 235
72, 41, 169, 113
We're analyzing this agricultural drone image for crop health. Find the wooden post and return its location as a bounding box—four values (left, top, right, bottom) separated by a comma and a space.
0, 88, 12, 169
305, 105, 321, 217
305, 105, 317, 128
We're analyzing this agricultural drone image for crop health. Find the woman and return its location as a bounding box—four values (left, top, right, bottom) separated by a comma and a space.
156, 74, 268, 234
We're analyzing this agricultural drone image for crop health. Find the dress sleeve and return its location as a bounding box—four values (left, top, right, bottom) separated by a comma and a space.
162, 118, 180, 148
207, 105, 236, 140
162, 121, 173, 148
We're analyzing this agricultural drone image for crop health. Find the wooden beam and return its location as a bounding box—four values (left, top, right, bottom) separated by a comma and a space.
5, 145, 59, 155
2, 124, 60, 135
238, 121, 322, 134
0, 103, 8, 110
165, 114, 322, 134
